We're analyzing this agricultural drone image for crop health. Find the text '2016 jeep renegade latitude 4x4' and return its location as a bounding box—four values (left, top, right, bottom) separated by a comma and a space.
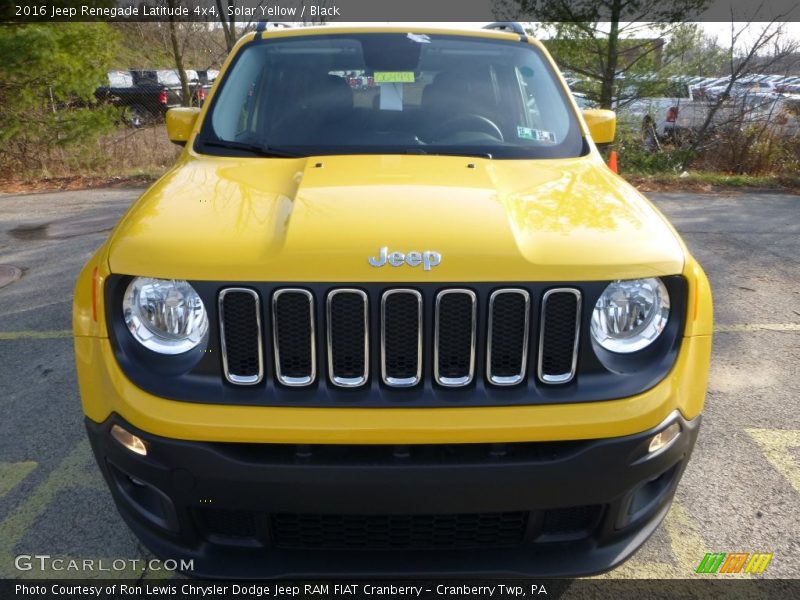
74, 24, 712, 578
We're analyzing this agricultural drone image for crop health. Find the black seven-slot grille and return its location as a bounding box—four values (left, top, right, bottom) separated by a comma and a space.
219, 286, 581, 388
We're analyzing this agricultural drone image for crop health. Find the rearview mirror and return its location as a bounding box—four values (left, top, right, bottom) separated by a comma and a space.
582, 109, 616, 145
166, 107, 201, 146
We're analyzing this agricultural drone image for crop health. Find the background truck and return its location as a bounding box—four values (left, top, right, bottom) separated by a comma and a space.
95, 69, 207, 127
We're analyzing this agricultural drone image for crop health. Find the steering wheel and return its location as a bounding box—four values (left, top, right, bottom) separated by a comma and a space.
430, 114, 504, 142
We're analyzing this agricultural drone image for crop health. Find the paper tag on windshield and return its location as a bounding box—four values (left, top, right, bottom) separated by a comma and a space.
379, 82, 404, 111
517, 126, 535, 140
533, 129, 556, 143
375, 72, 415, 84
518, 126, 556, 143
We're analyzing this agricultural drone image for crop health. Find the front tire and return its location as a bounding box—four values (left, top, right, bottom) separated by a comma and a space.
127, 104, 149, 129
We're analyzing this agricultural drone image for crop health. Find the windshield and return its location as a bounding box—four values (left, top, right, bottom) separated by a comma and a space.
196, 33, 584, 159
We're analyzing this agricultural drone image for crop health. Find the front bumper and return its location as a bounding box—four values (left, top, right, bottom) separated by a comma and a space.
87, 412, 700, 579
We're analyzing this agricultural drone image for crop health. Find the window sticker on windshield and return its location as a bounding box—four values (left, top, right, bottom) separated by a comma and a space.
407, 33, 431, 44
517, 126, 556, 143
374, 71, 416, 84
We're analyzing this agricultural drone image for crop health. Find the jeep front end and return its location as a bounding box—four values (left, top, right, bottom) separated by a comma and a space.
74, 25, 712, 578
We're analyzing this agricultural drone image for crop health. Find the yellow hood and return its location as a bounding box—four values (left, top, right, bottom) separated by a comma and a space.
107, 154, 685, 282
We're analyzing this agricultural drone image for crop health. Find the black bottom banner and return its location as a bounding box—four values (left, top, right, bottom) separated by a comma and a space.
3, 579, 800, 600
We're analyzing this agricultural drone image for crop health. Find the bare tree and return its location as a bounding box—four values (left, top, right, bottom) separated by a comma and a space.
164, 0, 192, 106
215, 0, 238, 52
526, 0, 710, 108
686, 15, 799, 157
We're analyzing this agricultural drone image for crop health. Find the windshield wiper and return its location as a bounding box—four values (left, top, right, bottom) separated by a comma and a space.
200, 139, 302, 158
405, 149, 494, 159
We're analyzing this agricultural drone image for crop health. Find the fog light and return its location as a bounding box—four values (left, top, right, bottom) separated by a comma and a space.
648, 422, 680, 453
111, 424, 148, 456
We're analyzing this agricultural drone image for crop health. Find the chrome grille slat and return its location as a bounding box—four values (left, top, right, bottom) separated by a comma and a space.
327, 289, 369, 387
537, 288, 581, 384
434, 289, 477, 387
381, 289, 423, 387
218, 288, 264, 385
487, 289, 530, 386
272, 289, 316, 386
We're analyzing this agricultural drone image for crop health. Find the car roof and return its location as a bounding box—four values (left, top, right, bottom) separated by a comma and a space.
243, 24, 547, 51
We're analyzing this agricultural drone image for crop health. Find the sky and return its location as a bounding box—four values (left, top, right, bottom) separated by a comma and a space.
359, 22, 800, 50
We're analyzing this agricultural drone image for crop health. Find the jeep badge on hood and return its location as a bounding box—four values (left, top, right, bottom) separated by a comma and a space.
368, 247, 442, 271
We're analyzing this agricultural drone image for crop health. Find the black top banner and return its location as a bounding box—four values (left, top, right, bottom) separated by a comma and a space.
3, 0, 800, 23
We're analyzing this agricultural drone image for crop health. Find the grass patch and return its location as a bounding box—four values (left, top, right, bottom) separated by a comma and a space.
1, 124, 179, 191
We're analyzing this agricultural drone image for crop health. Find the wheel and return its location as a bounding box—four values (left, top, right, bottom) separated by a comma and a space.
430, 114, 504, 142
127, 104, 150, 129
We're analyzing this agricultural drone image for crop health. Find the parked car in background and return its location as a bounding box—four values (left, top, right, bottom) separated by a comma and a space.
571, 91, 597, 109
96, 69, 217, 126
96, 69, 183, 127
182, 69, 212, 106
197, 69, 220, 85
778, 83, 800, 96
692, 77, 728, 101
744, 95, 800, 138
196, 69, 220, 103
107, 69, 134, 88
659, 93, 800, 144
129, 69, 185, 107
775, 77, 800, 94
705, 78, 779, 102
616, 79, 695, 148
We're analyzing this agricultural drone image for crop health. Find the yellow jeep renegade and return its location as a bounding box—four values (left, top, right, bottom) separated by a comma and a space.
73, 23, 713, 578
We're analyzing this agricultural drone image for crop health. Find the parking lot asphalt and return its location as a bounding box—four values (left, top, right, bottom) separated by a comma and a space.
0, 187, 798, 580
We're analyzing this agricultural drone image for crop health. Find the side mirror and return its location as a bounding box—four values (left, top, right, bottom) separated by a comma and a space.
166, 107, 201, 146
582, 109, 616, 144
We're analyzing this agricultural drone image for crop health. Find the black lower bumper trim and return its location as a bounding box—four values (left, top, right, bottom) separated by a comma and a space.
85, 413, 701, 579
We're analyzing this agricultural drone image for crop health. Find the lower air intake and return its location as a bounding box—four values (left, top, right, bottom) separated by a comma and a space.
195, 508, 257, 539
271, 511, 528, 549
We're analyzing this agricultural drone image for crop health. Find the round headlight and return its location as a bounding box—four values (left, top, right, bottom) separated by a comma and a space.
590, 278, 670, 354
123, 277, 209, 354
